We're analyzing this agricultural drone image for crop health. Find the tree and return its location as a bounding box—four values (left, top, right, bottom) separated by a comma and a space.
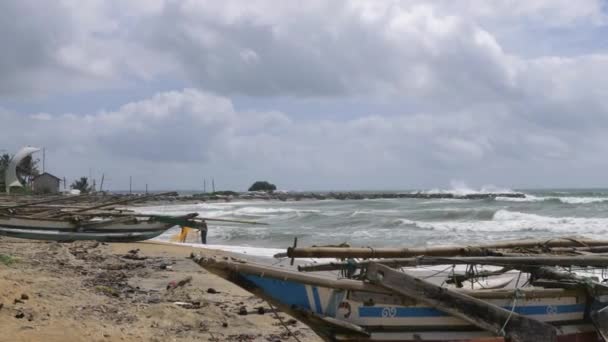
0, 153, 9, 189
16, 155, 40, 185
248, 181, 277, 192
0, 153, 39, 189
71, 177, 92, 193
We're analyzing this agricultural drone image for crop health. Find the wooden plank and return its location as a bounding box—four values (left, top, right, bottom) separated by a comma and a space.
365, 262, 558, 342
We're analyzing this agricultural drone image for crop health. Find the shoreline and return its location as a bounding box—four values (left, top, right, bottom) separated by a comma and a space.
0, 237, 321, 342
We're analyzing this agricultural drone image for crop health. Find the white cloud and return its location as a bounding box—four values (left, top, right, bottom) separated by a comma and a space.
3, 88, 608, 190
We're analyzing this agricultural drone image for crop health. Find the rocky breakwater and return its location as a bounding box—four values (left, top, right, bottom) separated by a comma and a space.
149, 191, 526, 202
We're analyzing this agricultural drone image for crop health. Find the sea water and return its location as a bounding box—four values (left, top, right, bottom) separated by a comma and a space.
134, 188, 608, 257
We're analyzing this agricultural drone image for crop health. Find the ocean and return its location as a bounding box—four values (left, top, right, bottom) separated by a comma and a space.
134, 188, 608, 256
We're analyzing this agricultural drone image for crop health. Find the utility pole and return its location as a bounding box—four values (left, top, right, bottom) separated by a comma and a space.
129, 176, 132, 194
42, 148, 45, 173
203, 178, 206, 193
145, 183, 148, 194
63, 177, 66, 190
99, 173, 105, 192
212, 178, 215, 193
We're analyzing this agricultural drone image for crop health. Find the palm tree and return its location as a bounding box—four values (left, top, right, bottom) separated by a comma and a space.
71, 177, 91, 193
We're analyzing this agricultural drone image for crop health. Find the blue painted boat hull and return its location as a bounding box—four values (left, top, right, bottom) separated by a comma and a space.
196, 257, 607, 341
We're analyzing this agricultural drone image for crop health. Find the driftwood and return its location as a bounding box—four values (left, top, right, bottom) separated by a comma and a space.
286, 238, 608, 259
366, 262, 558, 342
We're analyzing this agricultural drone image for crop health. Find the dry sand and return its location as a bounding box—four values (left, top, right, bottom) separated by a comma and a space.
0, 237, 322, 342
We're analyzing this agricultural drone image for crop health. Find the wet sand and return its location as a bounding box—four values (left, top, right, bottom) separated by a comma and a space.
0, 237, 322, 342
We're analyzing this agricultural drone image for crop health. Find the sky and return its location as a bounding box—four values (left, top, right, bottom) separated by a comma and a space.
2, 0, 608, 191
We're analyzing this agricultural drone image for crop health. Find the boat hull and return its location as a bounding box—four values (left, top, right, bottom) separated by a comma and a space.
196, 257, 606, 342
0, 216, 173, 232
0, 226, 168, 242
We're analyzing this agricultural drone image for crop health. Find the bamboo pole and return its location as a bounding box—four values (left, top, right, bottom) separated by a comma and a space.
56, 191, 177, 215
0, 193, 90, 211
49, 211, 268, 225
286, 238, 608, 259
299, 255, 608, 272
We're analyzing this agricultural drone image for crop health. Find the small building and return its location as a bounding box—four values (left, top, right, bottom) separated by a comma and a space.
31, 172, 61, 194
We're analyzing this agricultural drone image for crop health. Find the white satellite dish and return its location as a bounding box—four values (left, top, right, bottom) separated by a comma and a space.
5, 146, 40, 194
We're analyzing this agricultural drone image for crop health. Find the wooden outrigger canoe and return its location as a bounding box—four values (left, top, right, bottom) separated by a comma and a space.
193, 255, 608, 342
0, 226, 168, 242
0, 213, 199, 242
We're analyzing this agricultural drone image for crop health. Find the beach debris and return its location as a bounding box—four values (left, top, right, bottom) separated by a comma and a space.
159, 262, 173, 270
166, 276, 192, 290
122, 248, 147, 260
21, 293, 29, 300
14, 312, 25, 319
238, 306, 248, 315
257, 307, 265, 315
206, 287, 219, 294
173, 301, 201, 309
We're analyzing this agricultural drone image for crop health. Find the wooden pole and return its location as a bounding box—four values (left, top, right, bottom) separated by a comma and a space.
0, 193, 90, 211
298, 255, 608, 272
99, 173, 105, 192
286, 238, 608, 259
65, 191, 176, 214
366, 262, 558, 342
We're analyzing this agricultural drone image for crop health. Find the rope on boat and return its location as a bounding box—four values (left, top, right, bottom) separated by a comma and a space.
266, 300, 302, 342
500, 272, 524, 336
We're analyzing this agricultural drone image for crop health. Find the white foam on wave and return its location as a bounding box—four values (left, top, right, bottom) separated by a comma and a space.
496, 195, 608, 204
234, 207, 320, 215
420, 181, 514, 196
406, 209, 608, 237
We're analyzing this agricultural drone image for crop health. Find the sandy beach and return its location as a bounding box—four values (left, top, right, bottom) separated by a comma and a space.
0, 237, 322, 342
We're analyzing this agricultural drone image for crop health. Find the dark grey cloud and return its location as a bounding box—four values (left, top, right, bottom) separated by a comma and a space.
1, 1, 608, 190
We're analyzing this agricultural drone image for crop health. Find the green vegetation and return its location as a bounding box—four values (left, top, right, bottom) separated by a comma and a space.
248, 181, 277, 193
71, 177, 92, 193
95, 285, 119, 297
211, 190, 239, 196
0, 254, 18, 266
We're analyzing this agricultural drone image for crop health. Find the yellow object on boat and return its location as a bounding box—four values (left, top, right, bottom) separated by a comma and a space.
170, 226, 194, 243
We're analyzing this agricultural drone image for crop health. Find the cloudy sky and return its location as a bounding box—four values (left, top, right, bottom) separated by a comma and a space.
2, 0, 608, 191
